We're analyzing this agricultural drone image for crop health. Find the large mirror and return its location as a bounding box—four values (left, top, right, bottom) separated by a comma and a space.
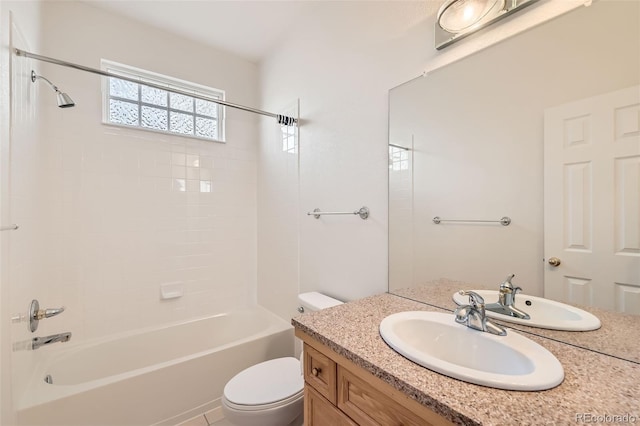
388, 0, 640, 362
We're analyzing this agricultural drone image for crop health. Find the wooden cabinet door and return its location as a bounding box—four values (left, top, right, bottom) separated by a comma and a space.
305, 385, 357, 426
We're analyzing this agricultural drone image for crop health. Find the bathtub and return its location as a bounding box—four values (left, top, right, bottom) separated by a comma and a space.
17, 305, 294, 426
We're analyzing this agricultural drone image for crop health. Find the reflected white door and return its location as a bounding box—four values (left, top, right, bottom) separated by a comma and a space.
544, 86, 640, 314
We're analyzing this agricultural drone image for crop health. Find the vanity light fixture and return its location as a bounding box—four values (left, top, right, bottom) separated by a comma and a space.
435, 0, 537, 50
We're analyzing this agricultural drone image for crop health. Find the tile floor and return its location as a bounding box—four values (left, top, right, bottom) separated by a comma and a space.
176, 409, 232, 426
210, 420, 234, 426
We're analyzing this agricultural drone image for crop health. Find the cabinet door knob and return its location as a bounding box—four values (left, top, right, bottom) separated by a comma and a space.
311, 367, 321, 377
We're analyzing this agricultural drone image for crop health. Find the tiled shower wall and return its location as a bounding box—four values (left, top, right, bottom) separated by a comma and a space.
8, 14, 43, 407
19, 115, 259, 339
9, 0, 261, 351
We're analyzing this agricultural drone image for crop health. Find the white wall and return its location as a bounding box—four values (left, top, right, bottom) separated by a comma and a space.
258, 0, 587, 304
257, 104, 301, 320
259, 2, 428, 304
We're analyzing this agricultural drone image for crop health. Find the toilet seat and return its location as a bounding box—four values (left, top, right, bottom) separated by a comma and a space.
223, 357, 303, 408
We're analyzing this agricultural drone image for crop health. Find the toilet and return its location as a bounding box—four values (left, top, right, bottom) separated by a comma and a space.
221, 292, 343, 426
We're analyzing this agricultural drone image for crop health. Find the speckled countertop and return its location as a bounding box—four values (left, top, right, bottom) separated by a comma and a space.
392, 278, 640, 364
292, 293, 640, 426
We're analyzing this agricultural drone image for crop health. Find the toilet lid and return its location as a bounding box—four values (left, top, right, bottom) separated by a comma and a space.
224, 357, 303, 406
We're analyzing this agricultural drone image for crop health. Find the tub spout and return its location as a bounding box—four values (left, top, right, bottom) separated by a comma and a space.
32, 332, 72, 350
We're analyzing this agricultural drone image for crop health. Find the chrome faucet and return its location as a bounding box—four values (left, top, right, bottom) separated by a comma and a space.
454, 291, 507, 336
499, 274, 521, 306
485, 274, 530, 320
31, 332, 72, 350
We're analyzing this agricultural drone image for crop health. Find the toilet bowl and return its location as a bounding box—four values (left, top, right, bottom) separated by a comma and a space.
221, 357, 304, 426
221, 292, 343, 426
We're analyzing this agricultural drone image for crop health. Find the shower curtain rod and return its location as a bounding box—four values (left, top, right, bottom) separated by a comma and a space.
14, 48, 297, 125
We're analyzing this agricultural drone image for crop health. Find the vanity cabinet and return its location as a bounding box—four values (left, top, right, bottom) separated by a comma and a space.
298, 329, 452, 426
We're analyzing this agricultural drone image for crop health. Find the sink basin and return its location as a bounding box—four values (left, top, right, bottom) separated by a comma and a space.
379, 311, 564, 391
452, 290, 601, 331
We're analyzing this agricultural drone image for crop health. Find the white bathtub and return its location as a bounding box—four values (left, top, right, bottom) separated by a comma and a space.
17, 306, 294, 426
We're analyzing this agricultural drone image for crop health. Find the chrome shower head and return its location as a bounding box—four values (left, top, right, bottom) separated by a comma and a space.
31, 70, 75, 108
56, 91, 75, 108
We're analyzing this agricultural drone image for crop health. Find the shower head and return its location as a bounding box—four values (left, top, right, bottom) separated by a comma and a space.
56, 92, 75, 108
31, 70, 75, 108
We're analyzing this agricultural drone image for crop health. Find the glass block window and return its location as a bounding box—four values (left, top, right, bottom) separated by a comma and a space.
102, 60, 225, 142
389, 146, 409, 171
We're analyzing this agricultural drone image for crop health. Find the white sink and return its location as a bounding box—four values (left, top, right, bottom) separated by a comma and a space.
379, 311, 564, 391
452, 290, 601, 331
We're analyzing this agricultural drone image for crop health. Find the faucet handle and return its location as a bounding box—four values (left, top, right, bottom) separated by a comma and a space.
459, 290, 485, 308
29, 300, 66, 332
40, 307, 65, 319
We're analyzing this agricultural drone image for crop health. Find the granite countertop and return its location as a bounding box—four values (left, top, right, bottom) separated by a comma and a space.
392, 278, 640, 364
292, 292, 640, 426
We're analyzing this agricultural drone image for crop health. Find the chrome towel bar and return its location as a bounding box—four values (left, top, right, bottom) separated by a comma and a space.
0, 224, 19, 231
308, 207, 370, 220
432, 216, 511, 226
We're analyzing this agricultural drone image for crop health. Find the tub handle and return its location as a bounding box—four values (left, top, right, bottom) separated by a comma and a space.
29, 299, 66, 332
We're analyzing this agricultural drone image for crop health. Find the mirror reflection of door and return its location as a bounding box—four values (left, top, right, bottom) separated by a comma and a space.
544, 86, 640, 314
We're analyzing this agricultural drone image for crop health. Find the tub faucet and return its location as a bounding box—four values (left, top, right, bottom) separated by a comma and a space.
454, 291, 506, 336
485, 274, 530, 320
32, 332, 72, 350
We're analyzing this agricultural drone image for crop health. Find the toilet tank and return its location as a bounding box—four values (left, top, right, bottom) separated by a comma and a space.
298, 292, 343, 312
